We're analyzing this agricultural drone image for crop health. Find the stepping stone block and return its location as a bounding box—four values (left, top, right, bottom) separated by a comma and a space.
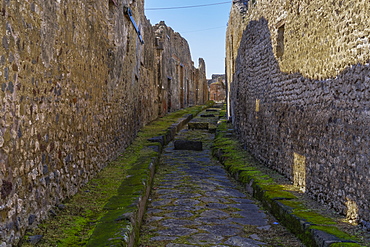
188, 122, 209, 130
206, 109, 218, 112
148, 136, 165, 146
174, 140, 203, 151
200, 114, 216, 118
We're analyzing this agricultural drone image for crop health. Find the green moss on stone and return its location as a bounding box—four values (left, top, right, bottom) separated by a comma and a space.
329, 243, 363, 247
310, 225, 356, 241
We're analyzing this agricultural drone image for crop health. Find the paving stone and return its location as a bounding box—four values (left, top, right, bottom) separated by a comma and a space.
205, 203, 229, 210
151, 199, 173, 207
166, 205, 203, 212
250, 234, 262, 240
166, 244, 196, 247
230, 203, 261, 212
199, 197, 220, 203
229, 217, 269, 226
204, 190, 233, 198
230, 198, 254, 204
165, 211, 194, 218
186, 233, 224, 245
145, 216, 164, 223
176, 193, 202, 199
208, 166, 228, 174
157, 227, 198, 237
174, 187, 201, 193
151, 236, 179, 241
158, 184, 180, 189
193, 157, 211, 162
159, 193, 184, 199
257, 225, 271, 231
146, 209, 163, 215
155, 189, 181, 195
236, 210, 267, 218
224, 236, 266, 246
199, 224, 243, 236
194, 217, 231, 224
174, 199, 201, 206
222, 188, 248, 197
200, 209, 231, 218
209, 180, 236, 188
161, 219, 201, 227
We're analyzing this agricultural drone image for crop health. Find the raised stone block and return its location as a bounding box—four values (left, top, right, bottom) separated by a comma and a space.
188, 122, 209, 130
200, 114, 216, 118
148, 136, 165, 146
174, 140, 203, 151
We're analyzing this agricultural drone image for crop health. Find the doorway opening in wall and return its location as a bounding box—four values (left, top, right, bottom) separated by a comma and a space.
180, 65, 184, 108
167, 78, 172, 112
276, 24, 285, 59
186, 79, 190, 106
293, 152, 306, 192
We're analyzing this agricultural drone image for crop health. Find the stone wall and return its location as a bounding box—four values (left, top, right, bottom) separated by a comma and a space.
0, 0, 206, 245
154, 21, 208, 116
226, 0, 370, 224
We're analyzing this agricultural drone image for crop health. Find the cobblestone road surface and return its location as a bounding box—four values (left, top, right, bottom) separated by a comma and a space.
139, 108, 303, 247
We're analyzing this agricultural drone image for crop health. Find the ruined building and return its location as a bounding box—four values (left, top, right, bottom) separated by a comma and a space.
154, 21, 208, 116
208, 74, 226, 102
227, 0, 370, 224
0, 0, 207, 245
209, 77, 226, 102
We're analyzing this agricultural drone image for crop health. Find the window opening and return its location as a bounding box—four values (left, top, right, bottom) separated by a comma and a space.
276, 24, 285, 59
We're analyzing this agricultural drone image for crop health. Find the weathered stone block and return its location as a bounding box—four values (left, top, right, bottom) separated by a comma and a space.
174, 140, 203, 151
200, 114, 216, 118
188, 122, 209, 130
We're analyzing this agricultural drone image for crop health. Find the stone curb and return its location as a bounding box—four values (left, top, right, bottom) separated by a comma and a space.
213, 119, 361, 247
86, 113, 196, 247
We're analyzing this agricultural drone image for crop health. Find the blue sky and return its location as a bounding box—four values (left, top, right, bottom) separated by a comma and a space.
144, 0, 232, 79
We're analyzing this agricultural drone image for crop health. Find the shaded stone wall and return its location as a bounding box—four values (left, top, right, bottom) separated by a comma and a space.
0, 0, 206, 245
226, 0, 370, 224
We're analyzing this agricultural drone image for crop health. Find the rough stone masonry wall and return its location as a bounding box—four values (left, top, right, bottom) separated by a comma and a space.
227, 0, 370, 224
153, 22, 208, 116
0, 0, 206, 245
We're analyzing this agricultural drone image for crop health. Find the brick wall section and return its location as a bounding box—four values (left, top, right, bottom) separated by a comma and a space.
0, 0, 207, 245
227, 0, 370, 224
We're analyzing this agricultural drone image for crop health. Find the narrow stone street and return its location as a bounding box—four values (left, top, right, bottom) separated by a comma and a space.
139, 107, 303, 246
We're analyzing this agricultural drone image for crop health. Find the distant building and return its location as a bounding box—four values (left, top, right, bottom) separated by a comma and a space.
207, 74, 225, 86
208, 75, 226, 102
